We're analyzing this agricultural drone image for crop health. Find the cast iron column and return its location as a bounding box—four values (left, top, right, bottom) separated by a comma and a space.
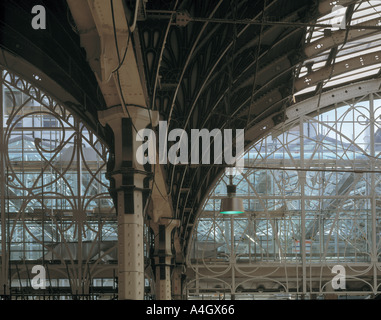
99, 105, 158, 300
151, 218, 179, 300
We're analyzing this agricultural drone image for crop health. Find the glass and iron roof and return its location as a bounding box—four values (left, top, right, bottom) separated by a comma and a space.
295, 0, 381, 98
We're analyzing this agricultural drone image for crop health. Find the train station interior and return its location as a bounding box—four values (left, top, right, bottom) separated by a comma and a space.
1, 0, 381, 300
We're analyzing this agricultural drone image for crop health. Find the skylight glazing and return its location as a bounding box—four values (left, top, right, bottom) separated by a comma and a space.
0, 68, 119, 299
187, 92, 381, 298
297, 1, 381, 97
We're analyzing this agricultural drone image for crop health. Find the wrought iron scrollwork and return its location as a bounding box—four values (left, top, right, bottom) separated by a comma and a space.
187, 94, 381, 298
0, 68, 117, 299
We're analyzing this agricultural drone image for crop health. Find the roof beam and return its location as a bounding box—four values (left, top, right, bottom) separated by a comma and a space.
304, 17, 381, 58
287, 78, 381, 121
67, 0, 147, 108
295, 50, 381, 92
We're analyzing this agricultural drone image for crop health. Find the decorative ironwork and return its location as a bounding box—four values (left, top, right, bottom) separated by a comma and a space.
0, 68, 118, 299
187, 92, 381, 299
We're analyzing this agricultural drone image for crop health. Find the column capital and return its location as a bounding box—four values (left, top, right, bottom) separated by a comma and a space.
150, 217, 180, 230
98, 104, 159, 129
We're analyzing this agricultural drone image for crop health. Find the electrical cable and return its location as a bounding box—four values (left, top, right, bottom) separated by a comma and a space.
110, 0, 169, 239
110, 0, 130, 74
246, 0, 266, 129
110, 0, 141, 136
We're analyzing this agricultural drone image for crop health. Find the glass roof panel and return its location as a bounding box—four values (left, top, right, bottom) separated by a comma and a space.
351, 1, 381, 25
297, 0, 381, 97
323, 63, 381, 88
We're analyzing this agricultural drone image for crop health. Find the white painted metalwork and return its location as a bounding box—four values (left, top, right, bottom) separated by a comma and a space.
298, 1, 381, 97
0, 68, 119, 299
187, 92, 381, 299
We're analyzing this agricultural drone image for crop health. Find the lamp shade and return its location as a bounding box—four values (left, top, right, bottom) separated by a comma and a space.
220, 197, 244, 214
